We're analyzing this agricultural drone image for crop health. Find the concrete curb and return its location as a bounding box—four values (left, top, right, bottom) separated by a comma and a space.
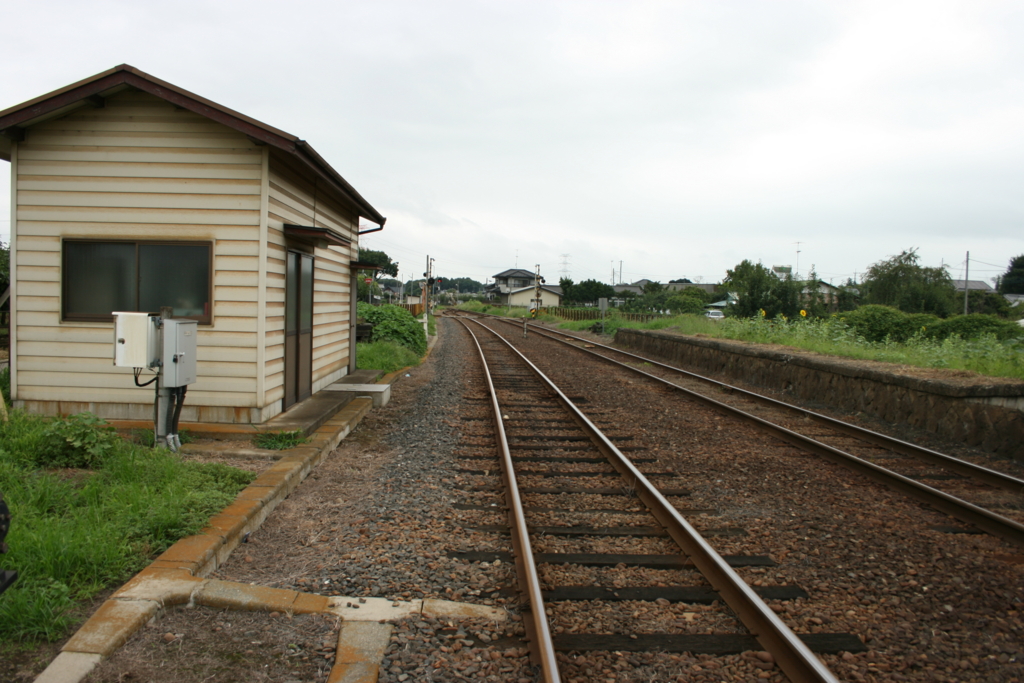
34, 396, 376, 683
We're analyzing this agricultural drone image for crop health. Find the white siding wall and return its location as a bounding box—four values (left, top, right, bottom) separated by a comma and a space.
13, 90, 264, 421
266, 152, 357, 405
508, 289, 561, 307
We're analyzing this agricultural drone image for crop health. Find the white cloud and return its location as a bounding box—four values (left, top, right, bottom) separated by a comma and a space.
0, 0, 1021, 284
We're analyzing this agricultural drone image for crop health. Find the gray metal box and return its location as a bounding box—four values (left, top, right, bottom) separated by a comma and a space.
161, 319, 198, 387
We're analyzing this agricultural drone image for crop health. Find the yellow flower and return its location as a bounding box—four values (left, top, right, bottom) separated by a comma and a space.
800, 309, 807, 317
759, 309, 766, 317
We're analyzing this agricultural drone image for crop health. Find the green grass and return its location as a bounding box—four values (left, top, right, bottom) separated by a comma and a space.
427, 312, 436, 336
557, 312, 1024, 380
0, 410, 254, 642
252, 430, 308, 450
357, 341, 421, 373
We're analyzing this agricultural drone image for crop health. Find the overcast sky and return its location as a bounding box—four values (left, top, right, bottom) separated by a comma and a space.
1, 0, 1022, 287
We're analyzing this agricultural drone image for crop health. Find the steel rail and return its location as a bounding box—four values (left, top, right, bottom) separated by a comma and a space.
464, 318, 841, 683
510, 317, 1024, 494
473, 315, 1024, 547
458, 319, 561, 682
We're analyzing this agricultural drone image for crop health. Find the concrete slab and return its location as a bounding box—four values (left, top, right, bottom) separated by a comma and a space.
327, 596, 422, 621
111, 570, 203, 606
324, 382, 390, 407
263, 390, 352, 434
33, 652, 104, 683
197, 580, 303, 613
335, 369, 384, 384
328, 621, 393, 683
422, 599, 508, 622
62, 599, 159, 657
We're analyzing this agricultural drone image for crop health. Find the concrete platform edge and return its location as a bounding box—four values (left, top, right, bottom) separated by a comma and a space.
34, 392, 375, 683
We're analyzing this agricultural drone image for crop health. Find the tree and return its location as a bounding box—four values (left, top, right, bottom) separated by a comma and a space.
860, 249, 956, 317
356, 248, 399, 279
0, 239, 8, 293
722, 260, 800, 318
564, 279, 615, 305
666, 288, 707, 315
998, 255, 1024, 294
437, 277, 484, 293
967, 290, 1011, 317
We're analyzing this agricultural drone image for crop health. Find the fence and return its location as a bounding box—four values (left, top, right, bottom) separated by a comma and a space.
397, 303, 425, 317
546, 307, 666, 324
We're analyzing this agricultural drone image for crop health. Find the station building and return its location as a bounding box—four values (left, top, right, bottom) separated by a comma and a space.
0, 64, 386, 424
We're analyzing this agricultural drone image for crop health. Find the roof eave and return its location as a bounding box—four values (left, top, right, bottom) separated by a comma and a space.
0, 64, 387, 227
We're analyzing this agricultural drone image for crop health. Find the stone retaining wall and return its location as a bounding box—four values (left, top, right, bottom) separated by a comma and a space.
615, 329, 1024, 461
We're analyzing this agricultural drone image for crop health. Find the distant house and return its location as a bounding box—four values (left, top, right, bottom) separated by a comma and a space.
0, 64, 386, 423
665, 282, 718, 295
953, 279, 994, 292
707, 293, 739, 308
613, 279, 656, 296
801, 280, 840, 311
486, 269, 536, 295
486, 268, 557, 305
507, 285, 562, 308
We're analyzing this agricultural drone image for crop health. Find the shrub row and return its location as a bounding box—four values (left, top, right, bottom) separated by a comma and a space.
839, 305, 1024, 343
357, 302, 427, 356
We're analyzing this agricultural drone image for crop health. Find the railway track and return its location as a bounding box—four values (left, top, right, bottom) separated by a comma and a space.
459, 311, 1024, 548
454, 316, 855, 682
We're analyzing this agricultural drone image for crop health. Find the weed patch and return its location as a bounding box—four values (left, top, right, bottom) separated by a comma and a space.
252, 430, 308, 450
0, 410, 254, 642
357, 341, 420, 373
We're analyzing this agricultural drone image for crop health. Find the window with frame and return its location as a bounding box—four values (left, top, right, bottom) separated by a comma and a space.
62, 241, 212, 323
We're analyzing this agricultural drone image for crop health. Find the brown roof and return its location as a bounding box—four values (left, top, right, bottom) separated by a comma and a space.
0, 64, 385, 228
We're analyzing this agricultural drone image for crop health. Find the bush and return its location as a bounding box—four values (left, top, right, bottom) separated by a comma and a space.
40, 412, 122, 469
841, 305, 919, 343
357, 302, 427, 356
926, 314, 1024, 341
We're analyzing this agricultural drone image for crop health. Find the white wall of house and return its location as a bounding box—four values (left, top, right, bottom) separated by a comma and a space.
508, 287, 561, 307
11, 90, 266, 421
7, 88, 361, 423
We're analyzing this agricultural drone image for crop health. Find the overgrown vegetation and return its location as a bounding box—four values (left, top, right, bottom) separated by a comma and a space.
556, 310, 1024, 380
0, 411, 254, 642
356, 341, 421, 373
252, 430, 308, 450
357, 302, 427, 356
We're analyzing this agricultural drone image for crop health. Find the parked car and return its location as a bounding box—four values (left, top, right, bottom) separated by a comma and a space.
704, 310, 725, 320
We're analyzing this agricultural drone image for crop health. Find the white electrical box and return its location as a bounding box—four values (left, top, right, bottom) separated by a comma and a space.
113, 312, 159, 368
161, 319, 198, 387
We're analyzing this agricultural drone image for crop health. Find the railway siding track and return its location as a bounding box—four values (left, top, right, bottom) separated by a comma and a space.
470, 313, 1024, 547
455, 316, 854, 683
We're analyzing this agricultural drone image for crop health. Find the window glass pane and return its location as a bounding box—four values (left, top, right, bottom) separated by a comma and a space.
286, 253, 298, 334
299, 255, 314, 330
64, 242, 136, 316
138, 244, 210, 318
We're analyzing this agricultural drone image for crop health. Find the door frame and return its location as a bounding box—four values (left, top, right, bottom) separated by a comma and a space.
283, 248, 314, 410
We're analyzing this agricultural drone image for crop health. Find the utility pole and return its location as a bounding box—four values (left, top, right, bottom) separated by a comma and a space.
964, 251, 970, 315
794, 242, 802, 280
611, 261, 615, 285
619, 261, 623, 286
